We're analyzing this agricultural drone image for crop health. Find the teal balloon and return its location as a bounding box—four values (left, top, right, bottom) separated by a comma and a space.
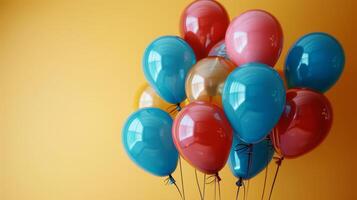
285, 32, 345, 93
222, 63, 286, 144
143, 36, 196, 104
229, 135, 274, 179
122, 108, 178, 177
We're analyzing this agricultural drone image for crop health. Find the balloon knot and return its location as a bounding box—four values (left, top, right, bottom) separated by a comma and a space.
236, 177, 243, 187
176, 103, 181, 111
274, 156, 284, 166
215, 173, 222, 182
265, 135, 272, 141
167, 174, 176, 185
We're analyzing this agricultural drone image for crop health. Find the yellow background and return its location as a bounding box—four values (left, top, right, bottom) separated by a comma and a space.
1, 0, 356, 199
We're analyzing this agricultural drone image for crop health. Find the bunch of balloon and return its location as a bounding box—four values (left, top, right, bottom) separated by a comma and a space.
123, 1, 234, 199
122, 1, 345, 200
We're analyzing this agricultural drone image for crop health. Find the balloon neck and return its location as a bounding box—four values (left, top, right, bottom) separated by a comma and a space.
168, 174, 176, 185
274, 156, 284, 166
236, 177, 243, 187
215, 173, 221, 182
176, 103, 181, 111
265, 135, 272, 141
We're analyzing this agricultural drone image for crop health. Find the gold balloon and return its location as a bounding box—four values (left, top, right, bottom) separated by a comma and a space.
135, 83, 186, 117
185, 57, 236, 107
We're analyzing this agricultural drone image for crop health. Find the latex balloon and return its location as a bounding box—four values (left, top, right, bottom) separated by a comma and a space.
122, 108, 178, 176
135, 83, 184, 117
222, 63, 286, 144
225, 10, 283, 67
272, 88, 333, 158
136, 83, 172, 111
180, 0, 230, 60
143, 36, 196, 104
285, 32, 345, 93
185, 57, 236, 107
229, 136, 274, 179
172, 101, 233, 174
208, 40, 229, 59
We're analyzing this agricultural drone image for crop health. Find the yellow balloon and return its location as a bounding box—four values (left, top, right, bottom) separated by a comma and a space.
135, 83, 186, 117
185, 57, 236, 107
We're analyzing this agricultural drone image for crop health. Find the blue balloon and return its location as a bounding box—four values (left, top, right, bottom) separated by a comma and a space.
285, 32, 345, 93
228, 135, 274, 179
208, 41, 230, 60
143, 36, 196, 104
122, 108, 178, 177
222, 63, 286, 144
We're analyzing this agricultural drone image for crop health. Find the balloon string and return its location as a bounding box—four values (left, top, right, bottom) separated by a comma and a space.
167, 103, 181, 114
179, 156, 186, 200
245, 180, 250, 200
235, 177, 243, 200
165, 175, 183, 199
173, 182, 183, 199
268, 157, 284, 200
235, 186, 241, 200
261, 164, 269, 200
167, 104, 178, 110
214, 177, 216, 200
195, 170, 203, 200
261, 140, 270, 200
217, 177, 221, 200
203, 174, 206, 199
243, 181, 246, 200
247, 144, 253, 176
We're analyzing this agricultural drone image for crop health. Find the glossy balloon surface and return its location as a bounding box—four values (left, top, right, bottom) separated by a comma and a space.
225, 10, 283, 67
142, 36, 196, 104
285, 32, 345, 93
122, 108, 178, 176
185, 57, 236, 107
135, 83, 186, 117
272, 88, 333, 158
172, 101, 233, 174
222, 63, 286, 144
135, 83, 173, 112
208, 40, 229, 59
229, 136, 274, 179
180, 0, 229, 60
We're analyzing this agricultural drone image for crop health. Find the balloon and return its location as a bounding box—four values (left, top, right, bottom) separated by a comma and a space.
122, 108, 178, 176
143, 36, 196, 104
272, 88, 333, 158
208, 40, 229, 59
222, 63, 286, 144
285, 32, 345, 93
135, 83, 172, 111
172, 101, 233, 174
135, 83, 185, 117
180, 0, 229, 60
225, 10, 283, 67
229, 136, 274, 179
185, 57, 236, 107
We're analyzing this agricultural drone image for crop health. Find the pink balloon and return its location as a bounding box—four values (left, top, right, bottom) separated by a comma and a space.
225, 10, 283, 67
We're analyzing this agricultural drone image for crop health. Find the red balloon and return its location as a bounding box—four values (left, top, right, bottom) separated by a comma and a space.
180, 0, 230, 60
272, 88, 333, 158
172, 101, 233, 174
225, 10, 283, 67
